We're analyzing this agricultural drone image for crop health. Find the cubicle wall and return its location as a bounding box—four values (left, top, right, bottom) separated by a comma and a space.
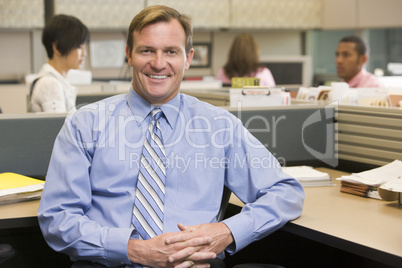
0, 114, 65, 178
336, 105, 402, 166
5, 104, 400, 177
228, 105, 336, 167
0, 105, 336, 180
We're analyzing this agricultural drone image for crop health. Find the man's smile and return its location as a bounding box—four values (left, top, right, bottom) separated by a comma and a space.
147, 74, 170, 79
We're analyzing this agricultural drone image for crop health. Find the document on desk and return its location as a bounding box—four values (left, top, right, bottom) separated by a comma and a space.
337, 160, 402, 199
337, 160, 402, 187
0, 172, 44, 205
282, 166, 335, 187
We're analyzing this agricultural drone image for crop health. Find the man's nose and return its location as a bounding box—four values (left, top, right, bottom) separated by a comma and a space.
151, 52, 166, 69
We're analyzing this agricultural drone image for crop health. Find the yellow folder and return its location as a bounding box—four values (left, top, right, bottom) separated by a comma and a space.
0, 172, 44, 190
0, 172, 44, 205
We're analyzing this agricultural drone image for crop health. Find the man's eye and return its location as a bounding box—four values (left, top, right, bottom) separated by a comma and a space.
167, 50, 177, 55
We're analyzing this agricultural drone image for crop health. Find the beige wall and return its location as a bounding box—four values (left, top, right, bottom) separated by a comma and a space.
0, 31, 32, 82
0, 29, 303, 82
211, 31, 302, 76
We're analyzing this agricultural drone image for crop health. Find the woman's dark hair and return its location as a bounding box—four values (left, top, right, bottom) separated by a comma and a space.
42, 14, 90, 59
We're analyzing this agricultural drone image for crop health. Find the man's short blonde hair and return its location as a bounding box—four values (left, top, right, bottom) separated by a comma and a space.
126, 5, 193, 54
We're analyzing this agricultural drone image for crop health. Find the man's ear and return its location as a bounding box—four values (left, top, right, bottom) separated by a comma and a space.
185, 48, 194, 70
125, 45, 133, 66
358, 54, 368, 68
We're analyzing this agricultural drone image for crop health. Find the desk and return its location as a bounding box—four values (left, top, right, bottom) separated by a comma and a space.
0, 200, 40, 230
2, 169, 401, 267
230, 168, 402, 267
0, 200, 70, 267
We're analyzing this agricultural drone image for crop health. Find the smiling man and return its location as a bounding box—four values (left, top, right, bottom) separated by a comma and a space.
335, 35, 384, 88
126, 14, 192, 105
38, 5, 304, 268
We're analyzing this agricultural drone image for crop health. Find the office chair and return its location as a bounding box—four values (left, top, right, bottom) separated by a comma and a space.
217, 186, 232, 222
218, 189, 286, 268
0, 244, 15, 264
232, 264, 285, 268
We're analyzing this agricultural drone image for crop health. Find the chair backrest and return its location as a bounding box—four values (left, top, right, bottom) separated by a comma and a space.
217, 186, 232, 222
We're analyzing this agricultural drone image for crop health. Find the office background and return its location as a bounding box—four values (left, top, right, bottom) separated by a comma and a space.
1, 0, 402, 86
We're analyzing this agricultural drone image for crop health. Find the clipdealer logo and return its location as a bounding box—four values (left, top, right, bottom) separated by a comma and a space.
302, 102, 338, 167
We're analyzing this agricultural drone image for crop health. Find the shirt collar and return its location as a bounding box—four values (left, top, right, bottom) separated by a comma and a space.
348, 68, 366, 88
126, 85, 180, 130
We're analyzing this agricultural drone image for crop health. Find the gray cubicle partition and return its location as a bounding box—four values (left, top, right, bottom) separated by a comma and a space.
76, 93, 117, 108
228, 105, 336, 167
0, 114, 65, 178
0, 105, 336, 180
336, 105, 402, 167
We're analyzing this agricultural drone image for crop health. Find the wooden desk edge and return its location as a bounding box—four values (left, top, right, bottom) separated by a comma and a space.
282, 222, 402, 268
0, 216, 39, 230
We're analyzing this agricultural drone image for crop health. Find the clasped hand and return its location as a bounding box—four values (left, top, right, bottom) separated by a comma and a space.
127, 222, 233, 268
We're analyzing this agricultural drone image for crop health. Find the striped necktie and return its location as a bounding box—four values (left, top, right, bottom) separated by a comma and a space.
132, 108, 166, 240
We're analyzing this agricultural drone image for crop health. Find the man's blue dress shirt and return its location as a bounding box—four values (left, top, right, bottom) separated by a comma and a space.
38, 87, 304, 267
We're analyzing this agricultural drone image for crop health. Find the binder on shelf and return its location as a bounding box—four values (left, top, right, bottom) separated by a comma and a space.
0, 172, 44, 205
230, 87, 290, 107
231, 77, 260, 88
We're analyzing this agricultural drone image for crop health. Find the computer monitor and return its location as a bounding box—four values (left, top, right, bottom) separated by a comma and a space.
259, 55, 312, 88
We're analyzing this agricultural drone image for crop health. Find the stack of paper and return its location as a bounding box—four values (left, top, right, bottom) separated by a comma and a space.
338, 181, 378, 198
282, 166, 334, 187
336, 160, 402, 199
0, 172, 44, 205
296, 86, 331, 102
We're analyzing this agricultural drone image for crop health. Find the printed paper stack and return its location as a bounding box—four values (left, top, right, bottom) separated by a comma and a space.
336, 160, 402, 199
282, 166, 334, 187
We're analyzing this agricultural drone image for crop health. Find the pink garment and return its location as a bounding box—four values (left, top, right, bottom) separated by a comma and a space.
347, 69, 385, 88
215, 67, 276, 87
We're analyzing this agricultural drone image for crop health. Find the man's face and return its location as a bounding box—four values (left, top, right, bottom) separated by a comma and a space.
335, 42, 366, 83
126, 20, 193, 105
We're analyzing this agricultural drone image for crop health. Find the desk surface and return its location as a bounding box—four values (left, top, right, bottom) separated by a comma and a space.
2, 169, 401, 266
230, 168, 402, 267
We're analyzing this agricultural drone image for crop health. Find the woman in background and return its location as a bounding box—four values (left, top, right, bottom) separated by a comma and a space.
216, 33, 275, 87
29, 14, 89, 113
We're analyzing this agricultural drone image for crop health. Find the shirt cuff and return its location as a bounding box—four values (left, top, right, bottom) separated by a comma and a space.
105, 227, 133, 266
222, 213, 254, 254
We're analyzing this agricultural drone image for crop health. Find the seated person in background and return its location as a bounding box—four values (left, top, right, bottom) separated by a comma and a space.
38, 5, 304, 268
215, 34, 276, 87
29, 14, 89, 113
336, 35, 384, 88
